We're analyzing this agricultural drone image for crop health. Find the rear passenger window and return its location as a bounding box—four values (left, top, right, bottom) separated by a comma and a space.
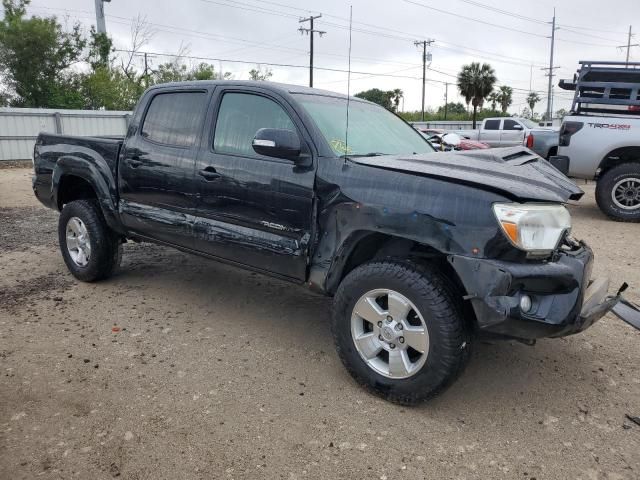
141, 92, 207, 147
484, 119, 500, 130
214, 93, 295, 156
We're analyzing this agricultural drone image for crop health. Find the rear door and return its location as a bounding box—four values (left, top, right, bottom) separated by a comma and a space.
480, 119, 502, 146
119, 88, 210, 247
193, 87, 316, 280
500, 119, 526, 146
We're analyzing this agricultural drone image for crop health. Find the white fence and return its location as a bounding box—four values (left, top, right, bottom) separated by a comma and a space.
0, 108, 131, 162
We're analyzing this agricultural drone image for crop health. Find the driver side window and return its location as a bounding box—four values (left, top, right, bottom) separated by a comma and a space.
213, 92, 295, 156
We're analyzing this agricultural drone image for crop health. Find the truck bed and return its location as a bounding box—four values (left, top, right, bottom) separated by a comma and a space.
33, 133, 124, 210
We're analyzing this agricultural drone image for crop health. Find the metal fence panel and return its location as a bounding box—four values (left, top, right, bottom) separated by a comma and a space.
61, 114, 129, 137
0, 108, 131, 161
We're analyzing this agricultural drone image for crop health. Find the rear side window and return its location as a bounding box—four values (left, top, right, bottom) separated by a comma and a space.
141, 92, 207, 147
214, 92, 295, 156
484, 119, 500, 130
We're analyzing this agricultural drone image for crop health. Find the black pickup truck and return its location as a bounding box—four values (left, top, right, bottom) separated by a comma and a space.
32, 81, 639, 404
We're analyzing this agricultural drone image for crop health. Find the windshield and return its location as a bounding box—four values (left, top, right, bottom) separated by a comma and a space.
519, 118, 539, 129
294, 94, 435, 156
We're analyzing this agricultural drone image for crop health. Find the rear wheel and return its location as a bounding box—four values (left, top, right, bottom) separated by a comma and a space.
596, 163, 640, 222
59, 200, 122, 282
332, 259, 471, 405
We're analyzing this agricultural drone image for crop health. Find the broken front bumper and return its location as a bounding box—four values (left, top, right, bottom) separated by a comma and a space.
448, 244, 640, 340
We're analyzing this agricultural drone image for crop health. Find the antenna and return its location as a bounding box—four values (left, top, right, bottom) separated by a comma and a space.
344, 5, 353, 162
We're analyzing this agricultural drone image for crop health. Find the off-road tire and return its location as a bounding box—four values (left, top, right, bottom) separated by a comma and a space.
58, 200, 122, 282
595, 163, 640, 222
332, 259, 471, 405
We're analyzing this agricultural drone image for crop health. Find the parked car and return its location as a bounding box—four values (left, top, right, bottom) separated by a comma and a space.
417, 128, 489, 150
555, 60, 640, 222
32, 81, 640, 404
457, 117, 559, 158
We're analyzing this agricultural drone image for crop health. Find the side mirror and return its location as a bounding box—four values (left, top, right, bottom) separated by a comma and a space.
252, 128, 301, 161
512, 124, 523, 130
442, 133, 462, 147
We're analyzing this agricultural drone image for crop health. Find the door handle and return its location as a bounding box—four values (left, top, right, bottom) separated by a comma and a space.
198, 166, 221, 180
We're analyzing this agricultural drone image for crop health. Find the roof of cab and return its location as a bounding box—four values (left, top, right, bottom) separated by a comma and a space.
147, 80, 357, 101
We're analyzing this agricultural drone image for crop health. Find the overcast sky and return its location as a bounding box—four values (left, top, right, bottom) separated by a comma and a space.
20, 0, 640, 114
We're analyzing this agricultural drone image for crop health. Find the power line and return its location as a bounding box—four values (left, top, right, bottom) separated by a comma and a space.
453, 0, 626, 42
112, 48, 451, 82
30, 4, 428, 70
402, 0, 547, 38
403, 0, 623, 47
193, 0, 551, 67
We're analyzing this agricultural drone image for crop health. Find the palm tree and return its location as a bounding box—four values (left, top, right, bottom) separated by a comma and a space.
488, 91, 499, 111
457, 62, 497, 128
527, 92, 541, 118
391, 88, 403, 112
496, 85, 513, 114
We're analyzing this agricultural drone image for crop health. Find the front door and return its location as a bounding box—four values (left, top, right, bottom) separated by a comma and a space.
119, 89, 209, 248
193, 88, 316, 280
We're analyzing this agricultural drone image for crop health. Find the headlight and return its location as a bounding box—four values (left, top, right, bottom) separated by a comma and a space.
493, 203, 571, 253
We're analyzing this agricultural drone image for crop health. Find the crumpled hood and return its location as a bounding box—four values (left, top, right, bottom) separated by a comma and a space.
351, 146, 583, 203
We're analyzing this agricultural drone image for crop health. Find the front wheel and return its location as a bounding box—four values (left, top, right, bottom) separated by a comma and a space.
595, 163, 640, 222
332, 260, 471, 405
58, 200, 122, 282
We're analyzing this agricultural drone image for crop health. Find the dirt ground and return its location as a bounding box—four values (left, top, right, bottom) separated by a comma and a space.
1, 167, 639, 480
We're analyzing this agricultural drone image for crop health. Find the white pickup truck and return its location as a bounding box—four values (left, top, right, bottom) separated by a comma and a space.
457, 117, 560, 158
555, 60, 640, 222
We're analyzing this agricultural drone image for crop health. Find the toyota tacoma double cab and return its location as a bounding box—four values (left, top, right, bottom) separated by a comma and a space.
32, 81, 640, 404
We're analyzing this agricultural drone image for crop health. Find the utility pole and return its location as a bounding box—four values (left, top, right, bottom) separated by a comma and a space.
443, 82, 449, 120
618, 25, 639, 65
541, 9, 559, 122
94, 0, 110, 34
144, 52, 149, 88
299, 15, 325, 88
414, 39, 434, 121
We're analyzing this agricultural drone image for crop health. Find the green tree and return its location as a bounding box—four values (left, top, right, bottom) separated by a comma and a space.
437, 102, 467, 116
248, 65, 272, 81
496, 85, 513, 114
354, 88, 395, 110
80, 68, 142, 110
555, 108, 568, 120
0, 0, 86, 108
457, 62, 497, 128
150, 60, 231, 84
526, 91, 541, 118
86, 26, 112, 70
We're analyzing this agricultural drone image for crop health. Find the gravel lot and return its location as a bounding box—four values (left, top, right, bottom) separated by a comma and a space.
1, 167, 639, 479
